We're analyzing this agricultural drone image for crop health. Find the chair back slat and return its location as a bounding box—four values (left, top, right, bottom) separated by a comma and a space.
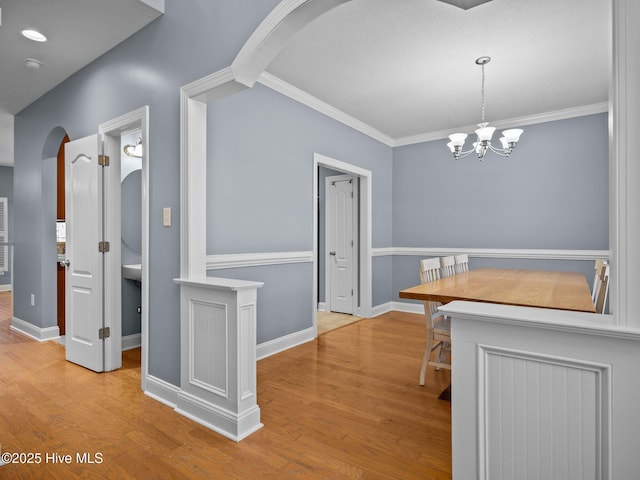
454, 254, 469, 274
440, 255, 456, 278
592, 259, 607, 302
419, 257, 441, 283
595, 262, 610, 314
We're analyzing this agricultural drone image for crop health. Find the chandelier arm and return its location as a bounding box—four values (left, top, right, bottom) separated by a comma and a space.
487, 143, 511, 157
456, 148, 477, 159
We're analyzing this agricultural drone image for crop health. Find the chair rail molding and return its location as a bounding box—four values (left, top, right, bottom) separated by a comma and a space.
207, 251, 313, 270
375, 247, 610, 261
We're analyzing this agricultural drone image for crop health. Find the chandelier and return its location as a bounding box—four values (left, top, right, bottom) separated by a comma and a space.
447, 57, 523, 160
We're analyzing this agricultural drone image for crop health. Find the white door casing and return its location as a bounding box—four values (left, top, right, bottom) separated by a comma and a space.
326, 174, 358, 314
99, 105, 147, 382
64, 134, 105, 372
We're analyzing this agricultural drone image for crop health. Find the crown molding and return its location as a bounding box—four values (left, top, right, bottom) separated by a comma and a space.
258, 71, 395, 146
393, 102, 610, 147
257, 71, 608, 149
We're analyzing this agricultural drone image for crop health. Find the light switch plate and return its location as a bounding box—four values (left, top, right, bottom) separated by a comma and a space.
162, 207, 171, 227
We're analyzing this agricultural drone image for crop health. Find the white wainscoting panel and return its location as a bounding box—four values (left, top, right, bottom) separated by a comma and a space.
174, 277, 264, 441
478, 345, 608, 480
190, 300, 228, 397
440, 301, 640, 480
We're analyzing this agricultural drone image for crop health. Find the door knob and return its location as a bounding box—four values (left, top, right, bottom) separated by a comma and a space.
329, 251, 336, 256
59, 259, 70, 268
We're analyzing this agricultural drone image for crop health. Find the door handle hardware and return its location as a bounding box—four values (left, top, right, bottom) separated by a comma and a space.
59, 259, 70, 268
329, 251, 336, 256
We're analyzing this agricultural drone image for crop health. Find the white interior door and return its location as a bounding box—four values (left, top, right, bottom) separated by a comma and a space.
65, 134, 105, 372
326, 175, 357, 314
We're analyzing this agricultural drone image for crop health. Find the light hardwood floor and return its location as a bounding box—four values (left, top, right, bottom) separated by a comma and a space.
317, 310, 363, 335
0, 292, 451, 479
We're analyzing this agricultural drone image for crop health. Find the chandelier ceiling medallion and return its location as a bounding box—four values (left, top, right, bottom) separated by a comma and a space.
447, 56, 523, 160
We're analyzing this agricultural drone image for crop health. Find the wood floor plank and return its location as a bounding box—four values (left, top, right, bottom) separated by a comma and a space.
0, 293, 451, 479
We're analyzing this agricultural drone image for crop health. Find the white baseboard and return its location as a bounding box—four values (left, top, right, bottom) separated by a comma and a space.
390, 301, 425, 315
317, 302, 327, 311
144, 374, 263, 442
144, 374, 179, 409
371, 302, 394, 317
122, 333, 141, 351
175, 391, 263, 442
0, 284, 12, 292
257, 326, 315, 360
10, 317, 60, 342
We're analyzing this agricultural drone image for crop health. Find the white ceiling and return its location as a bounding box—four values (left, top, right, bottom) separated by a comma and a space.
0, 0, 163, 116
267, 0, 611, 141
0, 0, 610, 166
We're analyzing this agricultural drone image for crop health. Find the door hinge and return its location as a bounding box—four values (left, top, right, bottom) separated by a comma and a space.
98, 155, 110, 166
351, 289, 354, 296
98, 327, 110, 339
98, 241, 110, 253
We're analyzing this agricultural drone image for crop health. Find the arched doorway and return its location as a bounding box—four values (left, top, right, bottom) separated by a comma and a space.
56, 134, 70, 335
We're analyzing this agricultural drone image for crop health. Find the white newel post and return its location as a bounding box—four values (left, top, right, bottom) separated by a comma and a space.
174, 277, 264, 441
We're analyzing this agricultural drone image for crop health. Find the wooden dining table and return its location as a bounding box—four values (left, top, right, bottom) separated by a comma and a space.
399, 268, 596, 313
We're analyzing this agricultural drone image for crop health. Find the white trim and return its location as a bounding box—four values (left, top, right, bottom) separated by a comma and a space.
371, 301, 394, 317
313, 153, 373, 329
232, 0, 352, 87
394, 102, 609, 147
377, 247, 610, 261
10, 317, 60, 342
206, 251, 313, 270
257, 71, 608, 148
258, 72, 395, 146
256, 326, 315, 360
610, 0, 640, 327
387, 301, 423, 316
144, 374, 180, 409
122, 333, 141, 351
175, 391, 262, 442
99, 105, 150, 388
0, 284, 11, 292
372, 247, 395, 257
438, 301, 640, 340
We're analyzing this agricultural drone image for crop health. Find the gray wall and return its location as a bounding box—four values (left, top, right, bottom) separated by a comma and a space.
0, 166, 13, 286
13, 0, 283, 386
206, 83, 393, 341
391, 113, 609, 301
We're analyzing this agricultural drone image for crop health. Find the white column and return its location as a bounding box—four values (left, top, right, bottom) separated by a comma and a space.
610, 0, 640, 326
174, 277, 264, 441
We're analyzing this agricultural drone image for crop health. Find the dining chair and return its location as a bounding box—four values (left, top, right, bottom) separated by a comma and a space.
454, 253, 469, 274
440, 255, 457, 278
591, 259, 608, 302
595, 262, 610, 314
419, 258, 451, 386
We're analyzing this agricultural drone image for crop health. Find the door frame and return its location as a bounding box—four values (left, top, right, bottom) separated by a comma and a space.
313, 153, 372, 336
99, 106, 149, 389
325, 173, 359, 314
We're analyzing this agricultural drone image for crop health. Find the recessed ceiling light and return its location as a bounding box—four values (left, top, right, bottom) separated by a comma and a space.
21, 29, 47, 42
23, 58, 42, 69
